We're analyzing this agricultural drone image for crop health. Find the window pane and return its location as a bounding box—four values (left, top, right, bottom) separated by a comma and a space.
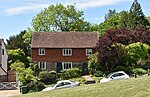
63, 49, 72, 56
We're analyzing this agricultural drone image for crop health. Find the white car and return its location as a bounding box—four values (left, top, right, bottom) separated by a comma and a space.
100, 71, 129, 83
42, 80, 80, 91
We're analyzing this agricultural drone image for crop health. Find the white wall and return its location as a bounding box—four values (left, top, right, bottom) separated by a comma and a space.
0, 40, 8, 75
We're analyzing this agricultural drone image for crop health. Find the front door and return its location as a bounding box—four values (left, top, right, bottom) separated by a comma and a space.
82, 63, 89, 75
56, 62, 62, 73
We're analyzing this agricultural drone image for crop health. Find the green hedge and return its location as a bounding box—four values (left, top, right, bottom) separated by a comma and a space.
61, 68, 81, 79
39, 71, 57, 85
94, 70, 103, 77
27, 81, 45, 92
132, 68, 147, 75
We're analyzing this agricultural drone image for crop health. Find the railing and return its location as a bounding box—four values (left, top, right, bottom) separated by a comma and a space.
0, 82, 18, 90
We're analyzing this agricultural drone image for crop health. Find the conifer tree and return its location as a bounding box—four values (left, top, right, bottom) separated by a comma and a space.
128, 0, 149, 29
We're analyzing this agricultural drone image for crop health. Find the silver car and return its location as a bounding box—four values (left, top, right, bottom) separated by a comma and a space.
42, 80, 80, 91
100, 71, 129, 83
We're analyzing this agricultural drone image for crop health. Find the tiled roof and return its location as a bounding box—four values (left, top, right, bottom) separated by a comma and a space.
31, 32, 99, 48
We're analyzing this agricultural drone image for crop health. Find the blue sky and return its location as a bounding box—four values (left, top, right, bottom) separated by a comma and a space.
0, 0, 150, 41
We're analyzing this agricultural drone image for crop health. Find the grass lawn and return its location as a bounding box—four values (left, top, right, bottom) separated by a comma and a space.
12, 76, 150, 97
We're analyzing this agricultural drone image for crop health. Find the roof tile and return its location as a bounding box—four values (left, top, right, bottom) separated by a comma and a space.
31, 32, 99, 48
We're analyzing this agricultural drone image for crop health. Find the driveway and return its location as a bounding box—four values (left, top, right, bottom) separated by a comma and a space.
0, 89, 21, 97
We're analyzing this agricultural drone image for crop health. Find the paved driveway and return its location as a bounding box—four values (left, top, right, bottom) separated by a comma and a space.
0, 90, 20, 97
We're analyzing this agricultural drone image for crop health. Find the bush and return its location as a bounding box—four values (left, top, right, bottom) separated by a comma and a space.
27, 81, 45, 92
39, 71, 57, 85
94, 70, 103, 77
61, 68, 81, 79
132, 68, 147, 75
114, 66, 132, 75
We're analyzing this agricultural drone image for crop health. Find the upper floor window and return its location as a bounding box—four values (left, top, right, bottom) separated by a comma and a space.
86, 49, 93, 56
38, 62, 46, 69
62, 62, 72, 70
62, 49, 72, 56
39, 48, 45, 55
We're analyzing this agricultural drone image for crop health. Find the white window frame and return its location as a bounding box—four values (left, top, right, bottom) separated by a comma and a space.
62, 49, 72, 56
39, 48, 45, 55
62, 62, 72, 70
86, 49, 93, 56
38, 62, 46, 69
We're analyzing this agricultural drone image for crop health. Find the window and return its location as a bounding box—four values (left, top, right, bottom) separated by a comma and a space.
39, 48, 45, 55
86, 49, 93, 56
38, 62, 46, 69
2, 49, 4, 55
62, 62, 72, 70
62, 49, 72, 56
118, 73, 125, 76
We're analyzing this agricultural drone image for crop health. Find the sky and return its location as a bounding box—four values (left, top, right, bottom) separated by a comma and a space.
0, 0, 150, 41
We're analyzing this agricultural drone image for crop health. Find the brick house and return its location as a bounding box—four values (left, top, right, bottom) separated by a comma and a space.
31, 32, 99, 74
0, 39, 8, 81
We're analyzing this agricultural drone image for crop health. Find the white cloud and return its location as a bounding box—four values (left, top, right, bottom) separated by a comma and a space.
65, 0, 132, 9
4, 3, 49, 16
3, 0, 132, 16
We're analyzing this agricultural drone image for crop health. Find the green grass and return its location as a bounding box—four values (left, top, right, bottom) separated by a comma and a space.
12, 76, 150, 97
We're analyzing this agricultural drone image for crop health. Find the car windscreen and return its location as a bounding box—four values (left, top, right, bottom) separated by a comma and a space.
106, 73, 113, 78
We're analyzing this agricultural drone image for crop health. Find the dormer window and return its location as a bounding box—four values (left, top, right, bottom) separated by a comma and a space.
62, 49, 72, 56
86, 49, 93, 56
39, 48, 45, 55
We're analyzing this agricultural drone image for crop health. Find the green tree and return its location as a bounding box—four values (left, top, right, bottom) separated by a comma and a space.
87, 53, 99, 74
105, 9, 117, 20
126, 42, 150, 68
6, 30, 28, 53
10, 61, 37, 85
128, 0, 149, 29
118, 11, 129, 28
99, 14, 119, 36
7, 48, 29, 69
32, 4, 92, 32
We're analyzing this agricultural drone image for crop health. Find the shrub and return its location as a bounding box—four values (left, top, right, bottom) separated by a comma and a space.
94, 70, 103, 77
114, 66, 132, 75
27, 81, 45, 92
79, 77, 86, 84
132, 68, 147, 75
39, 71, 57, 85
61, 68, 81, 79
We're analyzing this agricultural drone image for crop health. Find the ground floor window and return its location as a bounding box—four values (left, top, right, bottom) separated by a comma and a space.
0, 75, 7, 80
38, 62, 46, 69
62, 62, 72, 70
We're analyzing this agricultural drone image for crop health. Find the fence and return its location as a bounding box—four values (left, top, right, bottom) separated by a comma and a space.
0, 82, 18, 90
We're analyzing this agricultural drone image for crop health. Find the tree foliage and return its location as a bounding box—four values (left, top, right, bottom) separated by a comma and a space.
87, 53, 99, 74
105, 9, 116, 20
10, 61, 37, 85
7, 48, 29, 69
99, 0, 150, 36
126, 42, 149, 67
32, 4, 93, 32
97, 27, 150, 74
6, 30, 29, 54
128, 0, 149, 29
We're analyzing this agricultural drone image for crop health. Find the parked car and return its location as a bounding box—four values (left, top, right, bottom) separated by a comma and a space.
42, 80, 80, 91
100, 71, 129, 83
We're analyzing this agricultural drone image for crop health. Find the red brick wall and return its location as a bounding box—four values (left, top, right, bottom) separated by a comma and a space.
7, 70, 16, 82
32, 48, 96, 63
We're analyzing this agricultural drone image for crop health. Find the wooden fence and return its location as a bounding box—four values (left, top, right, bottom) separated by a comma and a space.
0, 82, 18, 90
